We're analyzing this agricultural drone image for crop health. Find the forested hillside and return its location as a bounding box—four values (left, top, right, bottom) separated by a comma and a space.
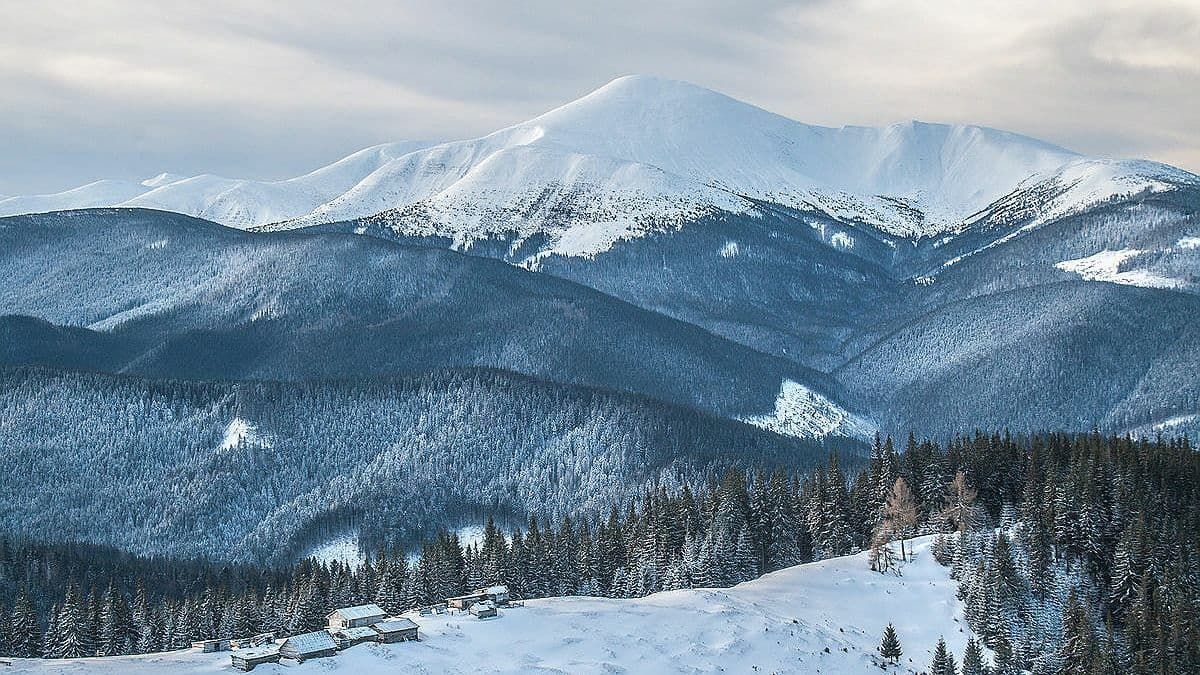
3, 432, 1194, 674
0, 366, 841, 563
0, 209, 838, 423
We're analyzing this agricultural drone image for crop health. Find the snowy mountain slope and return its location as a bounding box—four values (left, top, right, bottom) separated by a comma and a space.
0, 208, 848, 427
0, 366, 838, 561
0, 141, 435, 227
7, 76, 1195, 256
4, 537, 974, 675
0, 179, 150, 217
285, 75, 1101, 250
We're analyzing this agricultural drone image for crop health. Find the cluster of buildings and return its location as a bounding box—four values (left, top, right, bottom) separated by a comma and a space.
210, 585, 510, 671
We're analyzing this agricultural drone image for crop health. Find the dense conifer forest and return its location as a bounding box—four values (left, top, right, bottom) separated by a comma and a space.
2, 432, 1195, 673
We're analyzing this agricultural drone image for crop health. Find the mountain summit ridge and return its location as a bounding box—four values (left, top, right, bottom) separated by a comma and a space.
0, 75, 1195, 251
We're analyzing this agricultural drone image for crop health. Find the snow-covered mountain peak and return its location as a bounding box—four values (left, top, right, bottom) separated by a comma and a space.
141, 172, 187, 188
3, 76, 1196, 254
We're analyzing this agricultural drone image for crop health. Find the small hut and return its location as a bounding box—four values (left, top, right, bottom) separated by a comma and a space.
371, 617, 420, 643
278, 630, 338, 663
447, 591, 489, 610
191, 638, 230, 652
478, 585, 511, 606
326, 603, 387, 630
230, 645, 280, 672
469, 600, 498, 619
230, 632, 275, 650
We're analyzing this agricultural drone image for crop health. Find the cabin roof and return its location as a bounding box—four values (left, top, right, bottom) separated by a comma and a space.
282, 630, 337, 653
373, 617, 419, 632
478, 585, 509, 595
328, 603, 386, 621
334, 626, 378, 640
235, 645, 280, 659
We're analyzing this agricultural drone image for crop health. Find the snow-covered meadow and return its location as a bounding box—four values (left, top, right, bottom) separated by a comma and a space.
4, 537, 974, 674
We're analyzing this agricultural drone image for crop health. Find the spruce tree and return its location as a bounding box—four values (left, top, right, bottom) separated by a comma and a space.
930, 637, 958, 675
878, 623, 902, 664
9, 590, 41, 657
960, 637, 987, 675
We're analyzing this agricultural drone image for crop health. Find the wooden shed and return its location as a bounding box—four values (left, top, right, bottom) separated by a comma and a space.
371, 617, 420, 643
469, 600, 498, 618
326, 603, 387, 630
230, 645, 280, 672
230, 632, 275, 650
447, 591, 489, 610
191, 638, 230, 652
278, 630, 338, 663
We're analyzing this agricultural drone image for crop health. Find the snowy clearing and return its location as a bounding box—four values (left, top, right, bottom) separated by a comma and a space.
1055, 248, 1181, 289
4, 536, 971, 675
742, 379, 875, 440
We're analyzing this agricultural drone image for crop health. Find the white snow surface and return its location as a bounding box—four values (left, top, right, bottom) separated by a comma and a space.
6, 536, 974, 675
4, 76, 1194, 258
742, 379, 875, 440
1055, 248, 1182, 289
0, 141, 435, 228
303, 533, 365, 569
217, 417, 269, 451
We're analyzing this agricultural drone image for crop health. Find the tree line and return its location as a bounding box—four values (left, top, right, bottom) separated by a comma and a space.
2, 431, 1196, 673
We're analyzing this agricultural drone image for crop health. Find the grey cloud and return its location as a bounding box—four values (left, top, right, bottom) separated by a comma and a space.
0, 0, 1196, 195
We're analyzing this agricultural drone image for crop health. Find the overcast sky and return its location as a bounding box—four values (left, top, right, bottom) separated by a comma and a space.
2, 0, 1198, 195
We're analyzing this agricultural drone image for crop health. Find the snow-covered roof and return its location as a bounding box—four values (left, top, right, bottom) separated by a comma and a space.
478, 585, 508, 595
328, 603, 386, 621
282, 630, 337, 653
235, 645, 279, 659
334, 626, 378, 640
372, 618, 419, 633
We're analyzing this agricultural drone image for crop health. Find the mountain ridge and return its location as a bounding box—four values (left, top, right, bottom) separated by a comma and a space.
3, 75, 1193, 254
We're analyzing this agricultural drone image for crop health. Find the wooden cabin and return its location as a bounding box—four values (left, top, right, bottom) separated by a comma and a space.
371, 617, 420, 643
230, 632, 275, 650
447, 591, 489, 610
191, 638, 230, 652
230, 645, 280, 672
331, 626, 378, 650
469, 600, 498, 618
278, 630, 338, 663
477, 584, 511, 606
326, 603, 387, 630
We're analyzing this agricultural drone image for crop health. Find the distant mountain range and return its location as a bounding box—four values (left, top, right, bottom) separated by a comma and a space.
2, 76, 1197, 438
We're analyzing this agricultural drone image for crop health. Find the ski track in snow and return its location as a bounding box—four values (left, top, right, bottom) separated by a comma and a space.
6, 537, 972, 675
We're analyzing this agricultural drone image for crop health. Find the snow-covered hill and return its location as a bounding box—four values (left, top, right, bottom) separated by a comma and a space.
4, 537, 975, 675
0, 141, 435, 228
4, 76, 1195, 258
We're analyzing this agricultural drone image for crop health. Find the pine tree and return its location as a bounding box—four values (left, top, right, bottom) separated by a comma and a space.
878, 623, 902, 664
930, 637, 958, 675
1059, 592, 1097, 675
960, 637, 987, 675
54, 584, 90, 659
9, 590, 41, 657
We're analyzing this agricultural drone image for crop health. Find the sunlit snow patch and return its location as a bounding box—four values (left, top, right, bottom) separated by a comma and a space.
219, 417, 270, 451
742, 380, 874, 440
719, 240, 740, 258
1055, 249, 1181, 289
